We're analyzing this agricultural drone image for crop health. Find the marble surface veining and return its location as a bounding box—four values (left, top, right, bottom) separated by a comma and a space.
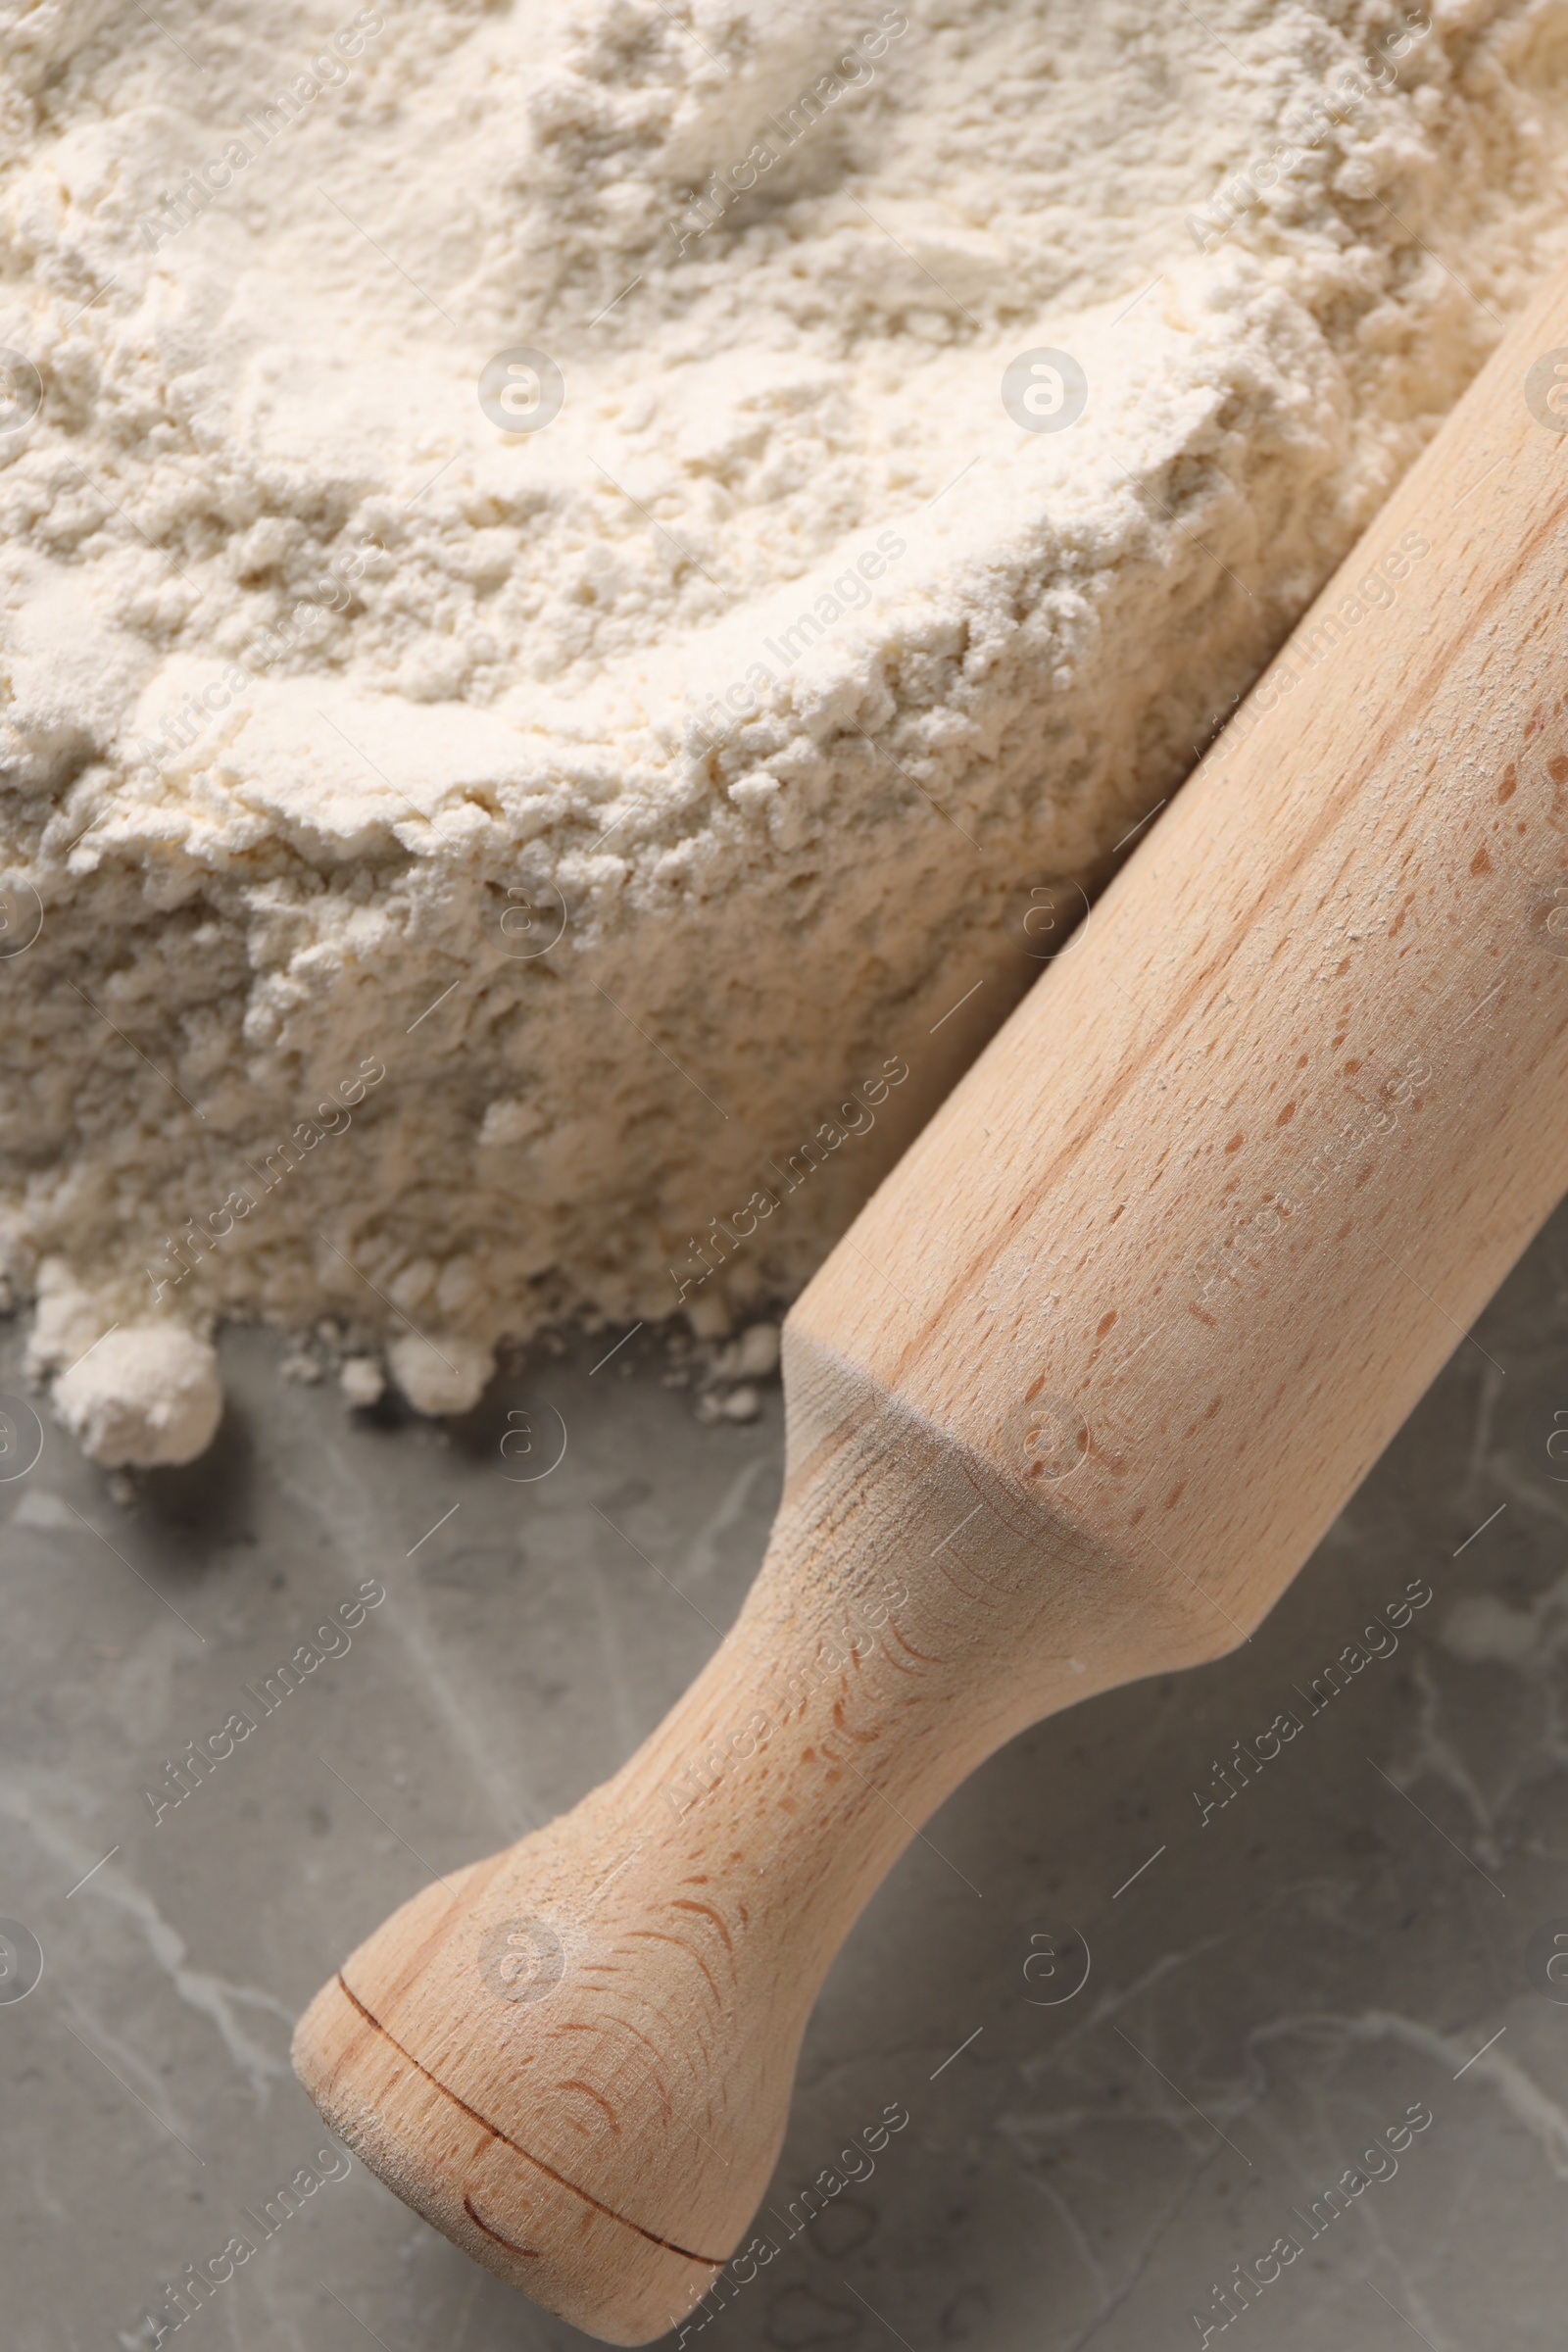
4, 1201, 1568, 2352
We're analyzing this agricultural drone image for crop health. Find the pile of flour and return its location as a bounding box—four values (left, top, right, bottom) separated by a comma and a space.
3, 0, 1567, 1462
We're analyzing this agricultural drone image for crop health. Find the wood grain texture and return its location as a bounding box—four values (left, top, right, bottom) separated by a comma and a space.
294, 261, 1568, 2343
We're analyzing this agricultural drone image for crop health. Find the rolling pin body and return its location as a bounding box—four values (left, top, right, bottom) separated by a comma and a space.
294, 265, 1568, 2341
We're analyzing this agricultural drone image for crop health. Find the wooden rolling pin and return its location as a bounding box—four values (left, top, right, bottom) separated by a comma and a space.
294, 262, 1568, 2341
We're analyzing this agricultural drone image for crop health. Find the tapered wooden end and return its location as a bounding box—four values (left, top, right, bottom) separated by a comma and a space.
292, 1948, 721, 2345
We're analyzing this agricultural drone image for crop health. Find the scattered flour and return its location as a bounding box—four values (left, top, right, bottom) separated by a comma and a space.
338, 1352, 386, 1408
51, 1323, 222, 1465
385, 1328, 495, 1416
3, 0, 1568, 1458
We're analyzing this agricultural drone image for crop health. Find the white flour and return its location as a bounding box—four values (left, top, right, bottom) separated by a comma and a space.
3, 0, 1567, 1459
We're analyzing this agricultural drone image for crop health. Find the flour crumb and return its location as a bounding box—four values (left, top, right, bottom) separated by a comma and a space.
51, 1328, 223, 1468
720, 1324, 782, 1382
340, 1355, 387, 1409
387, 1333, 494, 1417
697, 1382, 762, 1425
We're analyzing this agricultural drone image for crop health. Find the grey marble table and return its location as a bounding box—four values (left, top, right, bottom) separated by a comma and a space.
5, 1203, 1568, 2352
